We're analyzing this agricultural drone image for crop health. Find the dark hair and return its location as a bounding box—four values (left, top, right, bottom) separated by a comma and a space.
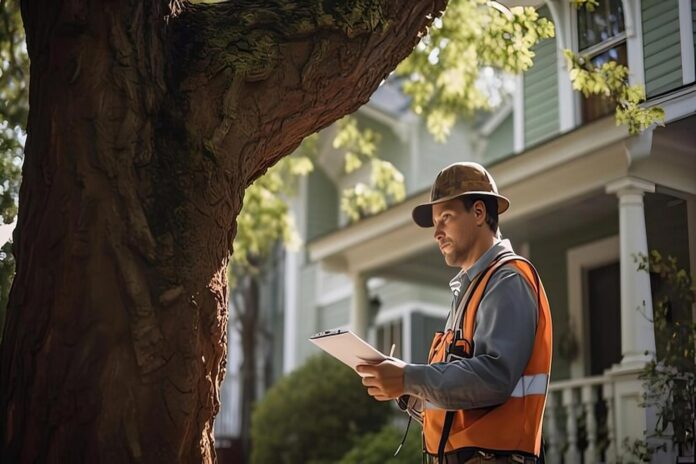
461, 195, 499, 234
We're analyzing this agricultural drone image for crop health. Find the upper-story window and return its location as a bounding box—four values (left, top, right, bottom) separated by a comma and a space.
576, 0, 627, 124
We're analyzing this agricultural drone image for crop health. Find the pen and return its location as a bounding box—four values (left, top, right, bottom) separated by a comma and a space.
389, 343, 396, 358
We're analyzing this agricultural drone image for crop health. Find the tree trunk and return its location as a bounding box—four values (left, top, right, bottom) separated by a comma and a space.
0, 1, 446, 462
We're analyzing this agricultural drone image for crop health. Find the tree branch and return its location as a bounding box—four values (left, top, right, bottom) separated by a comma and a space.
167, 0, 446, 186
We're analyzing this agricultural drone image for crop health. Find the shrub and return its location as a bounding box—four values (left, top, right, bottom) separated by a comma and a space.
251, 354, 391, 464
338, 421, 422, 464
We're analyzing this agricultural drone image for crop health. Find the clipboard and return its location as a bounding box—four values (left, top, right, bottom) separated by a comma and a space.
309, 329, 387, 371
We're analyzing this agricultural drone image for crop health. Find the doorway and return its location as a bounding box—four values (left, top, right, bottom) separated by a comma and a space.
586, 261, 622, 375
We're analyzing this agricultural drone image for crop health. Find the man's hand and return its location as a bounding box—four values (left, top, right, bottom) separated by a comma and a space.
356, 358, 407, 401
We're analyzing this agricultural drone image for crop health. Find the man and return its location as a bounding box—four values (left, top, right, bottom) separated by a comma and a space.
357, 162, 552, 464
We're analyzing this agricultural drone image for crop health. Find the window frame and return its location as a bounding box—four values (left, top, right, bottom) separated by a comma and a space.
571, 0, 629, 125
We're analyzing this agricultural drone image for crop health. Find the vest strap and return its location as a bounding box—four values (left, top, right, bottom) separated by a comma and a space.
437, 410, 455, 462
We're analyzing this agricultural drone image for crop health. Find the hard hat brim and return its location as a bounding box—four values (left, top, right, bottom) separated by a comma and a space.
412, 192, 510, 228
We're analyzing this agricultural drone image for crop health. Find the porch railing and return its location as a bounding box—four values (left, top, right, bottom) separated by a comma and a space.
544, 375, 618, 464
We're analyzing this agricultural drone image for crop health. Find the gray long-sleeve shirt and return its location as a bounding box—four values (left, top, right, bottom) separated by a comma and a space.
403, 239, 538, 411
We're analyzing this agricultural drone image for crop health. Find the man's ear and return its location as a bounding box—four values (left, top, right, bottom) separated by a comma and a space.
474, 200, 486, 225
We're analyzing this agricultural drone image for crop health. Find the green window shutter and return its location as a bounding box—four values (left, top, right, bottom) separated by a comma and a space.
642, 0, 682, 96
523, 6, 559, 148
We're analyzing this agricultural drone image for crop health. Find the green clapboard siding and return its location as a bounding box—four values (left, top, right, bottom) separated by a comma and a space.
411, 312, 446, 363
643, 0, 682, 96
482, 113, 514, 163
523, 6, 559, 148
305, 167, 338, 242
318, 298, 350, 331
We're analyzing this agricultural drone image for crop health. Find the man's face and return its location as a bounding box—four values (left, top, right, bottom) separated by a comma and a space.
432, 198, 478, 268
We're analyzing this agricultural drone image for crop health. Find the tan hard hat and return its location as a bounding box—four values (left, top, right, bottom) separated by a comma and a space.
412, 162, 510, 228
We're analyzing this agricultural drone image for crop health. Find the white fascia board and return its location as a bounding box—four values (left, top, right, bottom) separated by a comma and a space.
494, 116, 629, 188
645, 84, 696, 123
679, 0, 695, 84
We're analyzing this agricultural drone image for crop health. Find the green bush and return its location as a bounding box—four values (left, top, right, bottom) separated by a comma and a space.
251, 354, 391, 464
338, 421, 423, 464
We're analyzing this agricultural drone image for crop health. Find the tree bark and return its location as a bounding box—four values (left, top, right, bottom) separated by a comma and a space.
0, 0, 446, 462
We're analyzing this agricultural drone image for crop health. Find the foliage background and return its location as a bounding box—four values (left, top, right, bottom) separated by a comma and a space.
0, 1, 28, 334
250, 355, 391, 464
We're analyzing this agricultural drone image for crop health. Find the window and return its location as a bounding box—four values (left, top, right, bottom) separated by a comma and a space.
576, 0, 627, 124
376, 319, 402, 358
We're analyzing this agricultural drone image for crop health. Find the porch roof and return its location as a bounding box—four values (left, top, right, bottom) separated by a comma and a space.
307, 86, 696, 276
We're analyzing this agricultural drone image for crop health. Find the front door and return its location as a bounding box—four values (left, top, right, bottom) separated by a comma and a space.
587, 261, 622, 375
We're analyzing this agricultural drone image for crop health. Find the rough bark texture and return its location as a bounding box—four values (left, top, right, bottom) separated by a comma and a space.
0, 0, 446, 462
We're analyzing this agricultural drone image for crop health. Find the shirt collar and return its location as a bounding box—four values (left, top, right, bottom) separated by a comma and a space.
448, 239, 514, 296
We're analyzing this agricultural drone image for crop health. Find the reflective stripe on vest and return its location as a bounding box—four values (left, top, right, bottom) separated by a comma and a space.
422, 254, 553, 458
510, 373, 548, 397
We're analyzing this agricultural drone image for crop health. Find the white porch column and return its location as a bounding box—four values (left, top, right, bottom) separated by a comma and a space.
350, 273, 369, 338
605, 177, 656, 367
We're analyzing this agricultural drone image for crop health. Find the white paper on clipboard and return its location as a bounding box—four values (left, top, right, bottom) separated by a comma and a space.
309, 329, 387, 372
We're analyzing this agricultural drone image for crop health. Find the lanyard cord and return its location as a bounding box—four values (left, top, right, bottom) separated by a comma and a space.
394, 415, 413, 456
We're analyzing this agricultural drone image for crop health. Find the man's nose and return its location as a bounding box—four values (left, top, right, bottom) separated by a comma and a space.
433, 223, 444, 240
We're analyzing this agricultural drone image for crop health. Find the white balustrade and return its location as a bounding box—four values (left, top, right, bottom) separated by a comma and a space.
544, 391, 562, 463
544, 375, 618, 464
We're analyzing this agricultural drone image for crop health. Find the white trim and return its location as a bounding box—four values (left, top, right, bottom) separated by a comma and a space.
315, 273, 383, 307
282, 249, 299, 373
679, 0, 696, 84
580, 32, 627, 57
645, 83, 696, 122
404, 311, 413, 362
481, 100, 513, 137
547, 0, 577, 131
283, 185, 308, 373
605, 176, 655, 195
407, 114, 420, 193
623, 0, 646, 87
357, 103, 412, 143
374, 301, 449, 326
569, 4, 584, 125
513, 74, 525, 152
566, 235, 620, 378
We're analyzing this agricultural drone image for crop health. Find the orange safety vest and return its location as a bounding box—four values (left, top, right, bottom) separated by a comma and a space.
423, 252, 552, 460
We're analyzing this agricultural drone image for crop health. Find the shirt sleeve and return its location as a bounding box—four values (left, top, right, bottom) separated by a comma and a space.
402, 266, 538, 410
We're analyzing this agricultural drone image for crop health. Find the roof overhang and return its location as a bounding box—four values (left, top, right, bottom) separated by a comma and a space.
308, 85, 696, 276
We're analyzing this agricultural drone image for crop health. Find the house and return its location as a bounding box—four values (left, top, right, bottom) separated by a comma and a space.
216, 0, 696, 462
